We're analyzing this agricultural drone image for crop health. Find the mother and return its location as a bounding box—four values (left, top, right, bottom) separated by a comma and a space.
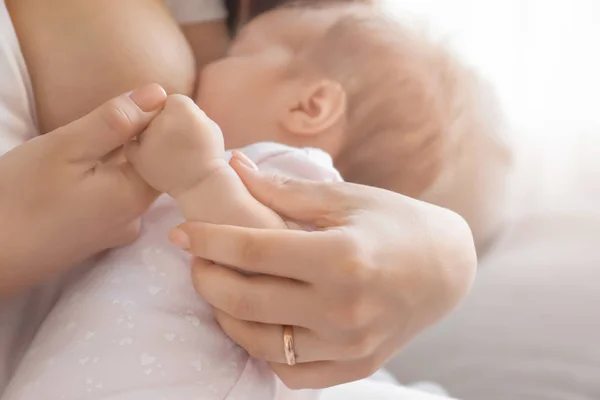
2, 0, 476, 390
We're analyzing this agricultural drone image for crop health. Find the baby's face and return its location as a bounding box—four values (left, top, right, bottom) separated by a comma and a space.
195, 8, 337, 150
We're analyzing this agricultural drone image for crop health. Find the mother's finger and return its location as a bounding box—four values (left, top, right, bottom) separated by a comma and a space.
215, 311, 374, 365
61, 83, 166, 163
191, 261, 316, 327
230, 157, 356, 227
173, 223, 344, 282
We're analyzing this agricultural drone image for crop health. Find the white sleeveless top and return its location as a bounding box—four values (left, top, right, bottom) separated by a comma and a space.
0, 0, 37, 155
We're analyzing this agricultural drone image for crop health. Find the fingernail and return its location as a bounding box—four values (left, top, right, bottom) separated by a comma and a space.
128, 83, 167, 112
231, 151, 258, 171
169, 228, 190, 250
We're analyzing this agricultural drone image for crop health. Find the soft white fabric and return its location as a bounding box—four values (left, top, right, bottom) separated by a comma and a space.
165, 0, 227, 25
321, 380, 456, 400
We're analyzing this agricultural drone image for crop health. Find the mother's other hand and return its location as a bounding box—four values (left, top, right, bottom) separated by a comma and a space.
172, 159, 477, 389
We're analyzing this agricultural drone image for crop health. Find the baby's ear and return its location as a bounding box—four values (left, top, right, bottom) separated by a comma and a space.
282, 79, 347, 137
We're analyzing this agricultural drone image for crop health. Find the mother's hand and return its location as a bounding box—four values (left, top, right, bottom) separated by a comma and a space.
0, 84, 166, 297
171, 161, 477, 389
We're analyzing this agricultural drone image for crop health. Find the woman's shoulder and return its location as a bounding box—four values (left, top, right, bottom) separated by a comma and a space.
164, 0, 227, 25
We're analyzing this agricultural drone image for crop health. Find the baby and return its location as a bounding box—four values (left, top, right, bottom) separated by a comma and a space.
196, 2, 510, 246
2, 2, 506, 400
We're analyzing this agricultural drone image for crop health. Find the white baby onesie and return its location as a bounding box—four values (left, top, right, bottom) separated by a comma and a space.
2, 143, 342, 400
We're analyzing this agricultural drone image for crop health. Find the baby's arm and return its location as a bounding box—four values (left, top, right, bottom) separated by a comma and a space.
125, 95, 287, 230
7, 0, 196, 133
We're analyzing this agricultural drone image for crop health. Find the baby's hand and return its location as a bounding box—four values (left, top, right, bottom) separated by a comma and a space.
126, 95, 227, 197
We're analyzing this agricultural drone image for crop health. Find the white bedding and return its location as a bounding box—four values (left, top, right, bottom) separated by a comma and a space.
322, 380, 455, 400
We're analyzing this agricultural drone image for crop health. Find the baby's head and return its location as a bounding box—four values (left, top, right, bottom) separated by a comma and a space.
197, 2, 473, 197
197, 3, 511, 234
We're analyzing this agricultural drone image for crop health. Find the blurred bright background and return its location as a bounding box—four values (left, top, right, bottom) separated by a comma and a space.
376, 1, 600, 399
381, 0, 600, 216
381, 0, 599, 128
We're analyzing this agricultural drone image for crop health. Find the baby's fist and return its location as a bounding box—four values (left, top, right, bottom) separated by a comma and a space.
125, 95, 226, 196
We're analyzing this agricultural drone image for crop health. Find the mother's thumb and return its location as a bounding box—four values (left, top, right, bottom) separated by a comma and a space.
229, 151, 345, 226
62, 83, 166, 162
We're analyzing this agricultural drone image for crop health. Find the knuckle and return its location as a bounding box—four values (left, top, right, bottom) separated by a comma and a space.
284, 379, 306, 391
323, 182, 346, 204
347, 332, 379, 359
275, 370, 307, 390
269, 173, 293, 189
161, 95, 212, 145
238, 236, 263, 267
333, 234, 374, 289
329, 301, 367, 332
164, 94, 201, 117
226, 292, 257, 320
101, 98, 136, 136
356, 356, 382, 380
244, 338, 268, 361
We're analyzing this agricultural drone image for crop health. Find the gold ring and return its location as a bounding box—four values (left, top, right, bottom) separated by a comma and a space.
283, 325, 296, 366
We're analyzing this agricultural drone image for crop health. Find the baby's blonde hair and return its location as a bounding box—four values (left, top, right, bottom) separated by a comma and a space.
299, 5, 471, 195
287, 2, 512, 249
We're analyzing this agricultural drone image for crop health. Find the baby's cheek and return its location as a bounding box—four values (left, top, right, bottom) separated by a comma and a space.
195, 61, 220, 106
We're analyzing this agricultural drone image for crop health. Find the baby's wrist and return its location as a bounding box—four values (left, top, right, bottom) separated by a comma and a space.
170, 159, 242, 223
171, 156, 287, 229
168, 158, 230, 200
